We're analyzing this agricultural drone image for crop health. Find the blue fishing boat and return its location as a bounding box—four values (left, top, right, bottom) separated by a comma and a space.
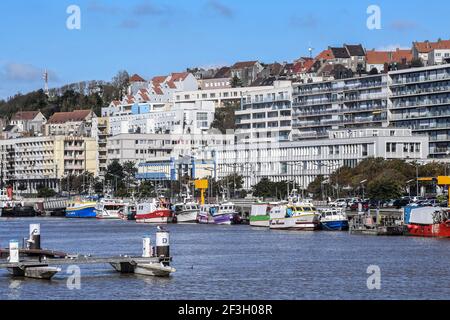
66, 198, 97, 218
319, 208, 349, 231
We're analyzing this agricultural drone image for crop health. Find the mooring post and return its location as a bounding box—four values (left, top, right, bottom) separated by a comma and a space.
8, 240, 19, 263
28, 224, 41, 250
156, 229, 170, 258
142, 236, 152, 258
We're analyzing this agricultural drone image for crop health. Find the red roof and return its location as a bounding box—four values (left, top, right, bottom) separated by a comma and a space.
293, 59, 315, 74
129, 74, 146, 82
414, 40, 450, 53
47, 110, 92, 124
11, 111, 41, 121
170, 72, 190, 82
366, 49, 413, 65
153, 86, 163, 95
315, 49, 334, 61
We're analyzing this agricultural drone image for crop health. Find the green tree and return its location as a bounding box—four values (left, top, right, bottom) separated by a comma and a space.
210, 101, 239, 133
231, 75, 243, 88
367, 174, 403, 201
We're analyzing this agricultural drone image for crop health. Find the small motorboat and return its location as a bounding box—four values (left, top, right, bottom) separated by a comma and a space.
319, 208, 349, 231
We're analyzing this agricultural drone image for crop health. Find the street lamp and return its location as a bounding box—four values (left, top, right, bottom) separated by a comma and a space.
360, 179, 368, 201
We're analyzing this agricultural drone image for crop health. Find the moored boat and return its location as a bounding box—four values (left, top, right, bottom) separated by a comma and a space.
136, 198, 173, 224
65, 198, 97, 218
319, 208, 349, 231
173, 188, 200, 223
249, 203, 273, 227
96, 198, 127, 220
269, 190, 320, 231
405, 206, 450, 238
198, 205, 215, 224
212, 202, 237, 225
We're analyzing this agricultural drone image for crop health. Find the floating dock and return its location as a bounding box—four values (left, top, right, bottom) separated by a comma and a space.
0, 224, 176, 280
349, 213, 404, 236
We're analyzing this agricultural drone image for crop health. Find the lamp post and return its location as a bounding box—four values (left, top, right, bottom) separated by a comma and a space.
406, 179, 415, 204
360, 179, 368, 201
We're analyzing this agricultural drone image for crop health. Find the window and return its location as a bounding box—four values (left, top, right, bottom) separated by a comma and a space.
386, 143, 391, 153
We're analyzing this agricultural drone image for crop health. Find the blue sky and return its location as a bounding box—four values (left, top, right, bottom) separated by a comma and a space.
0, 0, 448, 99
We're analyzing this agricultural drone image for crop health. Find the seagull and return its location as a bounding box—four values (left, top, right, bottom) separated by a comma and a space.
157, 226, 165, 231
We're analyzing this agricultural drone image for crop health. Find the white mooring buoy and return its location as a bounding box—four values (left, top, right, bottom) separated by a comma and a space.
8, 240, 19, 263
142, 236, 152, 258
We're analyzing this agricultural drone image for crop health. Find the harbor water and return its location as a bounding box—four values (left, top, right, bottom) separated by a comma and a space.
0, 218, 450, 300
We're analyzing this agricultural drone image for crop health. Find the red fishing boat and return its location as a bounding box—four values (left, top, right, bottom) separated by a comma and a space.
135, 198, 173, 224
406, 207, 450, 238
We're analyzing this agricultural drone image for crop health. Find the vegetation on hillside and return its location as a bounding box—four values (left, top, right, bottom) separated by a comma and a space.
0, 71, 130, 119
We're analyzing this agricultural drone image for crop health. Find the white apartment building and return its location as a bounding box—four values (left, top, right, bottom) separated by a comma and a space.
107, 132, 234, 181
211, 128, 429, 190
107, 101, 215, 136
173, 86, 272, 108
0, 136, 98, 194
235, 81, 293, 143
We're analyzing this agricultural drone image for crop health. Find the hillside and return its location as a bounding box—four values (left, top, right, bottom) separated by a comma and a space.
0, 71, 130, 119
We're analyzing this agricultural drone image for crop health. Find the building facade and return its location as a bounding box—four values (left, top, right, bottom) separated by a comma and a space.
211, 128, 429, 190
0, 136, 98, 194
235, 81, 293, 143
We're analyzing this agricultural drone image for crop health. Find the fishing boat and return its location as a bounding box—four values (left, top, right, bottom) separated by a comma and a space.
173, 187, 200, 223
135, 198, 173, 224
96, 198, 127, 220
198, 205, 215, 224
250, 203, 274, 227
319, 208, 349, 231
405, 206, 450, 238
65, 198, 97, 218
212, 202, 238, 225
269, 190, 320, 231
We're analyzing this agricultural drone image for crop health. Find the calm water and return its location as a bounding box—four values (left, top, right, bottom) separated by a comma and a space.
0, 218, 449, 300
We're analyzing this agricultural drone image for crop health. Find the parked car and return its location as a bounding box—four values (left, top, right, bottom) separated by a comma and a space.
329, 198, 347, 208
350, 201, 369, 212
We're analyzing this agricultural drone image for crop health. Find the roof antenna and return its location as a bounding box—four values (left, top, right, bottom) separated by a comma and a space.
308, 42, 315, 59
43, 69, 49, 96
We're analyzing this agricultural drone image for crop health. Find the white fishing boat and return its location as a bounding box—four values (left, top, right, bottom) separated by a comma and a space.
269, 190, 320, 231
173, 187, 200, 223
96, 198, 127, 220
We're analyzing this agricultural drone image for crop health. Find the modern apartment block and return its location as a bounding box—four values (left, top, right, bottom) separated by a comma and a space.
211, 128, 428, 190
389, 64, 450, 158
292, 74, 389, 140
290, 64, 450, 158
235, 81, 293, 142
0, 136, 98, 194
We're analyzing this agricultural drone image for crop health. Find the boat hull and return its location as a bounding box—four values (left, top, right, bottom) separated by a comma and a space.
407, 222, 450, 238
213, 214, 234, 225
250, 215, 270, 228
270, 215, 320, 231
321, 220, 349, 231
136, 210, 173, 224
66, 207, 96, 219
175, 211, 199, 223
